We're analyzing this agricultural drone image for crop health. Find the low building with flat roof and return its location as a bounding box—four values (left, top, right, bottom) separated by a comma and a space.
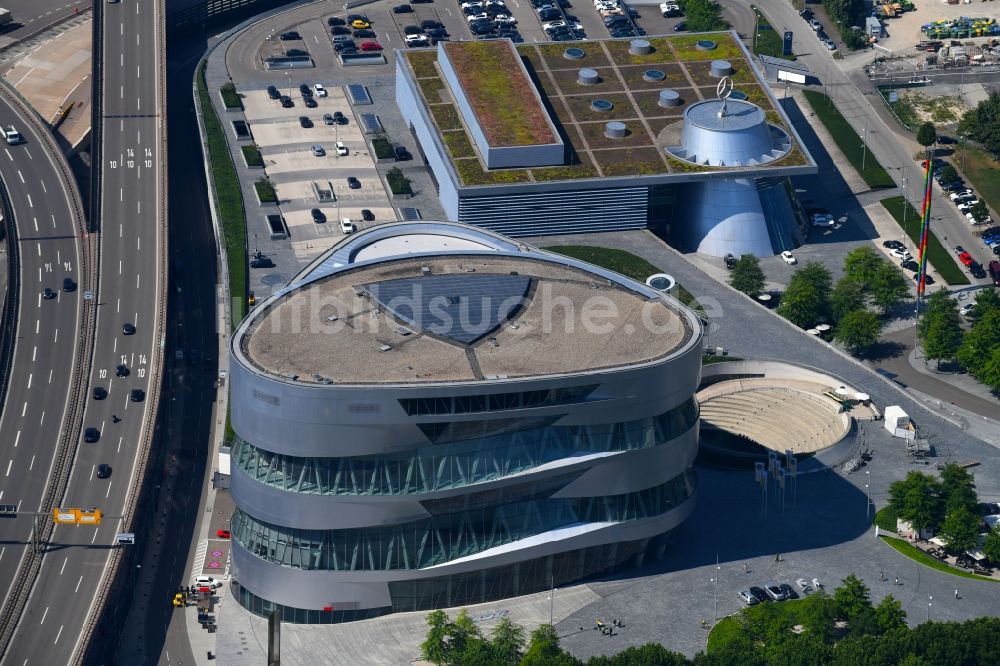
396, 32, 817, 256
228, 222, 703, 622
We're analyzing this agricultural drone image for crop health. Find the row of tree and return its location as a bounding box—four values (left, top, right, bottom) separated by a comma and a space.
957, 91, 1000, 158
887, 463, 1000, 558
729, 247, 911, 355
420, 573, 1000, 665
917, 288, 1000, 392
823, 0, 868, 49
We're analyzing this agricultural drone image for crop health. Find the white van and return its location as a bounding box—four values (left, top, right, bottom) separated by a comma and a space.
335, 141, 349, 157
340, 218, 356, 234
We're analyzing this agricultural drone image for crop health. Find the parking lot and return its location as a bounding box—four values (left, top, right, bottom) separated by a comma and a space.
239, 83, 395, 263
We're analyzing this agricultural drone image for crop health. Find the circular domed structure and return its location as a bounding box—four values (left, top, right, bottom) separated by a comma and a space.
577, 68, 600, 85
667, 99, 791, 167
658, 89, 681, 108
605, 121, 627, 138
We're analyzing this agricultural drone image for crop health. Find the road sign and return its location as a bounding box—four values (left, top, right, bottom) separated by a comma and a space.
52, 508, 103, 525
78, 509, 102, 524
116, 533, 135, 545
783, 31, 794, 56
83, 290, 94, 301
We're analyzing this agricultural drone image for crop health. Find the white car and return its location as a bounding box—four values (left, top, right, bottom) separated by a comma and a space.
405, 34, 430, 46
737, 590, 758, 606
967, 212, 993, 225
340, 217, 356, 234
949, 189, 974, 201
595, 0, 619, 6
493, 15, 517, 24
460, 1, 482, 7
809, 19, 822, 31
957, 201, 979, 213
596, 1, 619, 9
781, 250, 797, 265
194, 575, 223, 590
811, 213, 835, 227
796, 578, 813, 593
959, 303, 976, 317
313, 83, 327, 97
543, 20, 583, 31
823, 39, 836, 51
335, 140, 348, 157
466, 12, 490, 22
889, 247, 912, 261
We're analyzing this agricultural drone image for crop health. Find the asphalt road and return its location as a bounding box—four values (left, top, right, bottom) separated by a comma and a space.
0, 89, 84, 648
0, 0, 165, 663
0, 0, 89, 41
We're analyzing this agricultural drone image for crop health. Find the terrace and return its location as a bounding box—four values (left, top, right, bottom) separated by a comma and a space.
402, 33, 809, 187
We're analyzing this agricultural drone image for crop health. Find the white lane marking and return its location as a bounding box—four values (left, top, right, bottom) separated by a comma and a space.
28, 455, 34, 471
39, 606, 48, 625
60, 557, 67, 575
27, 194, 32, 207
32, 217, 37, 232
136, 234, 140, 250
39, 411, 44, 426
136, 274, 140, 289
137, 65, 140, 79
75, 576, 82, 593
116, 298, 120, 313
89, 465, 94, 480
24, 148, 31, 160
120, 85, 123, 99
0, 547, 4, 562
4, 460, 10, 477
21, 402, 26, 417
35, 320, 38, 334
117, 436, 122, 453
47, 369, 52, 383
120, 22, 123, 35
2, 149, 9, 160
120, 188, 123, 202
13, 431, 19, 447
105, 482, 112, 499
119, 259, 122, 275
26, 373, 31, 389
120, 52, 123, 67
91, 527, 98, 543
113, 337, 117, 354
40, 181, 46, 193
50, 213, 55, 228
53, 625, 63, 645
16, 170, 24, 184
32, 346, 36, 362
53, 328, 58, 343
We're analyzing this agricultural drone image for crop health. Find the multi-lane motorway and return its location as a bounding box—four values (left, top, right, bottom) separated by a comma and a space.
0, 0, 165, 663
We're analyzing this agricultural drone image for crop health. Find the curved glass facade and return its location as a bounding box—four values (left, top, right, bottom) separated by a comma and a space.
233, 531, 672, 623
231, 470, 696, 571
232, 398, 699, 496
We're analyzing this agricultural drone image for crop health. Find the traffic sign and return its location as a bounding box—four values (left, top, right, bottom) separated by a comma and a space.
116, 533, 135, 545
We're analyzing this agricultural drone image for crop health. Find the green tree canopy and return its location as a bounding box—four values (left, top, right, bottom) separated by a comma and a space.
973, 345, 1000, 393
833, 574, 871, 621
869, 261, 912, 313
779, 261, 833, 328
521, 624, 578, 666
682, 0, 730, 32
938, 165, 959, 183
938, 505, 980, 553
729, 253, 767, 298
957, 91, 1000, 157
919, 293, 964, 366
916, 122, 938, 147
982, 525, 1000, 563
874, 595, 907, 634
956, 307, 1000, 376
843, 246, 883, 289
834, 309, 881, 353
831, 277, 866, 322
888, 472, 945, 532
940, 462, 978, 513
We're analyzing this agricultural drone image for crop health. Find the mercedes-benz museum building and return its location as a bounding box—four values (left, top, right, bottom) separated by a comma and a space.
228, 222, 703, 623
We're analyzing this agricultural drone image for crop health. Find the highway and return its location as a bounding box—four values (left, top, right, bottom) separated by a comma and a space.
0, 0, 165, 663
0, 82, 87, 652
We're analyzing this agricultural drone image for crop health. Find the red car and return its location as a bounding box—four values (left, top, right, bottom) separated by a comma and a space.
216, 529, 231, 539
360, 41, 383, 51
958, 251, 974, 267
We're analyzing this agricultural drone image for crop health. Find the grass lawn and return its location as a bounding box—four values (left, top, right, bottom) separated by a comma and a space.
880, 535, 997, 582
707, 597, 811, 653
880, 196, 970, 285
254, 179, 277, 203
197, 61, 246, 328
706, 615, 741, 652
954, 146, 1000, 222
542, 245, 703, 312
874, 505, 897, 533
241, 145, 263, 168
751, 6, 793, 60
219, 82, 242, 110
802, 90, 895, 189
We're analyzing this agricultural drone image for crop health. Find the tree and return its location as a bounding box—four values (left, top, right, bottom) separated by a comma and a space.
918, 293, 964, 367
974, 345, 1000, 392
422, 610, 452, 665
729, 253, 766, 298
888, 472, 944, 533
968, 200, 990, 225
683, 0, 730, 32
957, 91, 1000, 158
956, 308, 1000, 376
490, 617, 526, 666
834, 309, 881, 353
831, 277, 866, 322
938, 505, 980, 553
967, 288, 1000, 325
938, 165, 959, 183
982, 525, 1000, 564
869, 261, 912, 313
843, 246, 883, 290
778, 262, 832, 328
833, 574, 871, 621
520, 624, 578, 666
420, 610, 484, 666
916, 122, 938, 148
940, 462, 978, 513
799, 590, 837, 643
874, 595, 907, 634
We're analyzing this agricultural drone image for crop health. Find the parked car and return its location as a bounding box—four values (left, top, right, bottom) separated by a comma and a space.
336, 141, 349, 156
250, 255, 275, 268
749, 586, 768, 603
811, 213, 835, 227
279, 31, 301, 40
738, 590, 758, 606
328, 16, 346, 26
347, 176, 361, 189
958, 251, 974, 267
313, 83, 327, 97
311, 144, 325, 156
781, 250, 797, 265
765, 583, 787, 601
673, 21, 687, 31
361, 40, 383, 51
304, 97, 317, 108
913, 272, 935, 285
404, 25, 423, 34
299, 116, 313, 128
350, 19, 370, 29
970, 262, 986, 279
311, 208, 326, 223
890, 248, 912, 261
333, 111, 347, 124
809, 19, 822, 31
405, 34, 430, 46
796, 578, 813, 593
394, 145, 412, 161
959, 303, 976, 317
779, 583, 798, 600
266, 85, 280, 99
354, 29, 376, 38
882, 239, 905, 250
340, 218, 357, 234
901, 259, 919, 272
361, 209, 375, 221
393, 3, 414, 12
323, 113, 334, 125
280, 96, 293, 108
331, 25, 351, 35
217, 529, 231, 538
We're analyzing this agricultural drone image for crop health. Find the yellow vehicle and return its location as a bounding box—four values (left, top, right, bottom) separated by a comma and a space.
248, 290, 256, 307
351, 19, 370, 29
172, 593, 185, 607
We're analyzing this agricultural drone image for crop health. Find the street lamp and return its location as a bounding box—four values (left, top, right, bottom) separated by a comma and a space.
927, 595, 932, 622
865, 470, 871, 520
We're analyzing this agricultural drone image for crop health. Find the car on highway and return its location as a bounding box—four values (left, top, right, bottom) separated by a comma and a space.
62, 277, 76, 292
351, 18, 371, 29
123, 322, 136, 335
958, 251, 974, 267
393, 3, 414, 12
347, 176, 361, 189
217, 529, 231, 539
737, 590, 758, 606
311, 208, 327, 223
313, 83, 328, 97
280, 96, 293, 108
279, 31, 301, 40
765, 583, 787, 601
299, 116, 313, 128
84, 427, 101, 443
93, 387, 108, 400
361, 209, 375, 221
340, 218, 356, 234
96, 464, 112, 479
311, 144, 325, 157
266, 85, 280, 99
116, 364, 130, 377
42, 288, 56, 300
130, 389, 145, 402
781, 250, 797, 265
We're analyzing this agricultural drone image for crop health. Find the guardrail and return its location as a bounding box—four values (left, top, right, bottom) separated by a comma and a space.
70, 0, 170, 661
0, 72, 94, 662
0, 179, 21, 440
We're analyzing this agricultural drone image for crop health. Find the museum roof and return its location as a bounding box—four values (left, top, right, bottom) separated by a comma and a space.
236, 223, 697, 386
400, 31, 813, 187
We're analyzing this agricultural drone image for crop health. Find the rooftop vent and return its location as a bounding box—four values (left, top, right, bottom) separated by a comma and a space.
578, 68, 600, 85
643, 69, 666, 83
564, 47, 586, 60
696, 39, 717, 51
658, 89, 681, 107
629, 39, 651, 56
591, 98, 614, 112
710, 60, 733, 77
379, 344, 392, 352
604, 121, 627, 138
396, 326, 412, 336
420, 266, 431, 275
326, 314, 339, 322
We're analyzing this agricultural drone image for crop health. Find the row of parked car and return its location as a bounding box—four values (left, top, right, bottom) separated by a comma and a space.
923, 158, 995, 227
799, 8, 836, 51
328, 15, 384, 54
463, 0, 524, 41
594, 0, 644, 39
739, 578, 822, 606
401, 21, 450, 47
881, 239, 939, 285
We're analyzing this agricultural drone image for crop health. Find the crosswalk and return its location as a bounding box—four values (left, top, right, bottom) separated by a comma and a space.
191, 539, 208, 580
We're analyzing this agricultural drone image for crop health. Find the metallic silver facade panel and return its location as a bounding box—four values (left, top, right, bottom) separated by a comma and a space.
676, 177, 781, 257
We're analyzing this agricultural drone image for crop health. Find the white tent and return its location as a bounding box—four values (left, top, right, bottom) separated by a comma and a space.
884, 405, 915, 440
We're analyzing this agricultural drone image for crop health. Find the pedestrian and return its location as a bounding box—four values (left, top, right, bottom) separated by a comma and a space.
775, 553, 781, 563
955, 589, 959, 599
112, 414, 120, 423
894, 577, 899, 585
879, 571, 884, 581
744, 562, 749, 573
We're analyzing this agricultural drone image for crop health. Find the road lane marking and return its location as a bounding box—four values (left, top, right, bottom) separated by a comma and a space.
119, 259, 122, 275
26, 373, 31, 389
13, 431, 19, 447
75, 576, 82, 593
35, 320, 38, 334
38, 411, 44, 426
40, 181, 46, 193
89, 465, 94, 480
3, 149, 9, 160
32, 217, 37, 232
39, 606, 48, 625
4, 460, 10, 477
120, 85, 124, 99
91, 527, 98, 543
24, 148, 31, 160
27, 194, 32, 207
28, 455, 34, 471
53, 328, 57, 343
47, 369, 52, 383
50, 213, 55, 228
116, 297, 120, 313
16, 170, 23, 183
119, 223, 123, 238
31, 346, 35, 362
21, 402, 26, 416
136, 274, 140, 289
60, 557, 67, 575
106, 482, 112, 498
53, 625, 63, 645
117, 436, 122, 453
0, 547, 4, 562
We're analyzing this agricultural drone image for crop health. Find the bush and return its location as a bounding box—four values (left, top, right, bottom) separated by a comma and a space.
220, 82, 242, 110
254, 177, 277, 203
371, 135, 395, 160
386, 167, 412, 195
241, 144, 263, 167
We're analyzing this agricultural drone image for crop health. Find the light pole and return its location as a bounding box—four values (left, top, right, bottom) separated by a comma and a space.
861, 119, 868, 173
927, 595, 932, 622
865, 470, 871, 520
712, 556, 720, 620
